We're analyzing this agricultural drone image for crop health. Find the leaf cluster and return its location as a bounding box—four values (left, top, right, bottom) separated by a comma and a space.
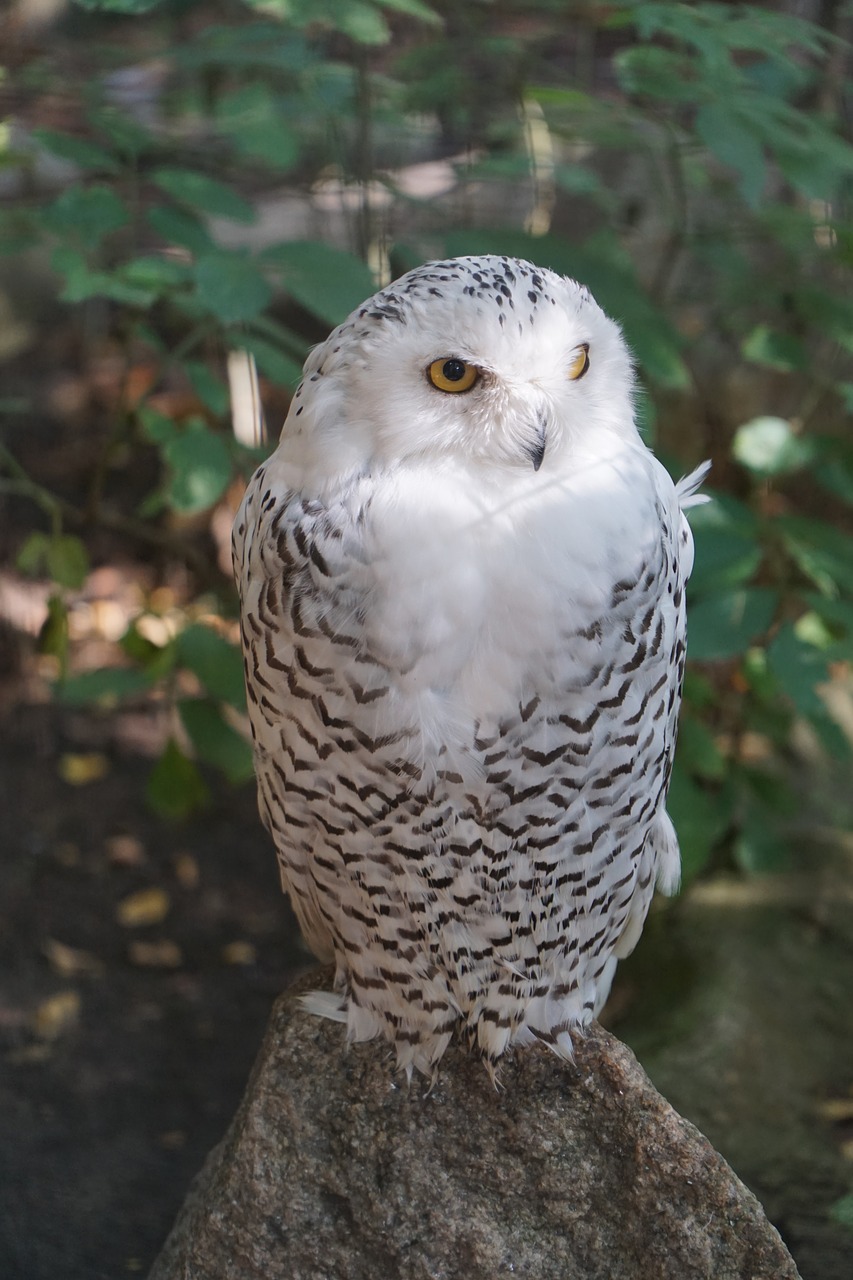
1, 0, 851, 875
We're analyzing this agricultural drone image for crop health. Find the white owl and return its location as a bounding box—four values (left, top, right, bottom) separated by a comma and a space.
233, 255, 708, 1078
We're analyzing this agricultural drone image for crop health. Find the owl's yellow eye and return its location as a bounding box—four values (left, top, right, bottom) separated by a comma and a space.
568, 343, 590, 381
427, 357, 479, 394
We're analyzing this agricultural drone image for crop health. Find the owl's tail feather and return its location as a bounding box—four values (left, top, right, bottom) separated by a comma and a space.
300, 990, 348, 1023
676, 459, 711, 509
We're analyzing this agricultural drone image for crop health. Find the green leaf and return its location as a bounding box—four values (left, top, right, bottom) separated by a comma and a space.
138, 406, 178, 445
163, 424, 232, 514
740, 326, 807, 372
152, 168, 255, 224
695, 103, 765, 208
829, 1192, 853, 1231
185, 361, 230, 415
732, 807, 788, 874
146, 204, 214, 254
42, 184, 129, 250
688, 588, 779, 661
179, 699, 255, 784
33, 129, 119, 174
46, 534, 90, 589
146, 737, 210, 819
688, 498, 763, 596
120, 255, 192, 294
74, 0, 163, 11
39, 594, 69, 675
732, 416, 813, 476
194, 251, 272, 326
375, 0, 440, 22
58, 667, 154, 706
52, 246, 156, 308
17, 532, 51, 578
215, 85, 300, 171
667, 767, 732, 882
17, 532, 89, 589
261, 241, 376, 326
766, 624, 830, 717
676, 715, 726, 782
241, 333, 304, 388
87, 105, 153, 159
175, 624, 247, 709
777, 516, 853, 596
119, 623, 176, 678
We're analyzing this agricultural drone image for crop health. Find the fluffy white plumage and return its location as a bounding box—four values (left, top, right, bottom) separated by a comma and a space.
233, 255, 708, 1078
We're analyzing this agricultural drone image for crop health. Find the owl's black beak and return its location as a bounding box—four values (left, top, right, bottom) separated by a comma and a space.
527, 420, 547, 472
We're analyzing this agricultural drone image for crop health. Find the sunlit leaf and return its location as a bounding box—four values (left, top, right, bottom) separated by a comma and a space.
732, 416, 813, 476
116, 887, 171, 927
58, 751, 110, 785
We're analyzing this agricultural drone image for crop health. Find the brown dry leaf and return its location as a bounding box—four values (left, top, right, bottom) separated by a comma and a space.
174, 851, 200, 890
54, 841, 82, 868
34, 991, 81, 1040
105, 834, 147, 867
43, 938, 103, 978
817, 1098, 853, 1122
841, 1138, 853, 1161
222, 940, 257, 966
116, 887, 171, 927
128, 939, 183, 968
158, 1130, 187, 1150
58, 752, 110, 785
6, 1043, 53, 1065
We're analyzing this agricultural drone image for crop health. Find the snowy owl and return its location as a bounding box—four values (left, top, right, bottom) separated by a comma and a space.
233, 255, 707, 1078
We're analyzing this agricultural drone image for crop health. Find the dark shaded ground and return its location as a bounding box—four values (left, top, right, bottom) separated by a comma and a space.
0, 696, 304, 1279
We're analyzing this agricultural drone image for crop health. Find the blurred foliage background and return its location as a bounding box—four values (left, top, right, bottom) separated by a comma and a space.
3, 0, 852, 872
1, 0, 853, 1274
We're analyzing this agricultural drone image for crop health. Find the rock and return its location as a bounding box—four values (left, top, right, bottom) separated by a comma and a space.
148, 969, 801, 1280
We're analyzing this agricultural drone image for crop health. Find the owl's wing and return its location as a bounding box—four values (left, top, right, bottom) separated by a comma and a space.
607, 459, 710, 963
233, 462, 371, 961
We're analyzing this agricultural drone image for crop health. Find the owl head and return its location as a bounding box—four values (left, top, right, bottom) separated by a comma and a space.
280, 255, 638, 485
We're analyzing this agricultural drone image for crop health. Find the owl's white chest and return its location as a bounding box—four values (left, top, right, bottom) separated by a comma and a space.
359, 443, 669, 719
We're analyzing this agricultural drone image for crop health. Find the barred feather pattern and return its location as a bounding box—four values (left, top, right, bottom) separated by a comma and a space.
233, 255, 706, 1078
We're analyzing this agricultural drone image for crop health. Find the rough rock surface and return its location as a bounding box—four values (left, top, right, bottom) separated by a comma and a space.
148, 969, 801, 1280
